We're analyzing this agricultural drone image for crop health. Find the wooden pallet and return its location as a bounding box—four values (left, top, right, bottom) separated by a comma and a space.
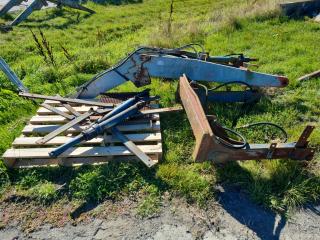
2, 98, 162, 168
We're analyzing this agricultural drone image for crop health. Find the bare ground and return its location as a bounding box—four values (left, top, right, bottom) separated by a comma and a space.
1, 186, 319, 240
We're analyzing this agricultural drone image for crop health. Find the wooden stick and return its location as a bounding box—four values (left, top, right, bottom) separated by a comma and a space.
62, 103, 81, 117
36, 111, 94, 144
298, 69, 320, 81
140, 106, 183, 115
112, 127, 156, 168
13, 133, 161, 146
3, 145, 162, 158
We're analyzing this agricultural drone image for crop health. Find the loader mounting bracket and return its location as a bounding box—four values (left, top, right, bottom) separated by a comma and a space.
179, 75, 315, 163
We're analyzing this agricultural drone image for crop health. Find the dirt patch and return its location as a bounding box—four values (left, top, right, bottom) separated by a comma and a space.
1, 187, 319, 240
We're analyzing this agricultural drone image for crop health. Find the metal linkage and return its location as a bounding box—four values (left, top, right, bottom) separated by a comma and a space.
10, 0, 48, 26
179, 74, 315, 163
36, 109, 95, 145
189, 80, 261, 105
0, 57, 28, 92
0, 0, 25, 17
19, 92, 115, 108
111, 127, 156, 168
49, 91, 158, 160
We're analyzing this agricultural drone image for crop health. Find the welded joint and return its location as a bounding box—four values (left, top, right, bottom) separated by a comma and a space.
267, 142, 277, 159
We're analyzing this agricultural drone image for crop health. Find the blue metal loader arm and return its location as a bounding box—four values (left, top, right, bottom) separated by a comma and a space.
10, 0, 47, 26
0, 0, 25, 17
76, 47, 288, 99
0, 57, 28, 92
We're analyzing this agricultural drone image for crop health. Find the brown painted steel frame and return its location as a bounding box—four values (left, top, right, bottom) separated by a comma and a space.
179, 75, 315, 163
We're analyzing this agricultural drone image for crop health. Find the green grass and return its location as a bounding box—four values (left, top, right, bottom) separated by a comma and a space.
29, 182, 58, 203
0, 0, 319, 216
136, 184, 161, 218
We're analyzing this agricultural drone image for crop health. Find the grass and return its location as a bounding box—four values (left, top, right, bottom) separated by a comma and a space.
29, 182, 58, 203
136, 184, 161, 218
0, 0, 319, 218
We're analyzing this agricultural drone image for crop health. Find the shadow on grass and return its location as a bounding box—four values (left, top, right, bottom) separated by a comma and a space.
92, 0, 143, 5
19, 8, 92, 30
215, 160, 320, 240
216, 185, 286, 240
6, 161, 168, 218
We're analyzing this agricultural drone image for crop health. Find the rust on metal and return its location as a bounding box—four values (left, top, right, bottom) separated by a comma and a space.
277, 76, 289, 87
179, 74, 214, 161
295, 125, 315, 148
179, 74, 315, 163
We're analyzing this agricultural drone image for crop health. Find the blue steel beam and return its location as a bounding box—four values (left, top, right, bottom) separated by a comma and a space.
49, 104, 141, 157
0, 0, 24, 17
49, 94, 154, 157
0, 57, 28, 92
143, 56, 287, 87
76, 48, 288, 99
10, 0, 47, 26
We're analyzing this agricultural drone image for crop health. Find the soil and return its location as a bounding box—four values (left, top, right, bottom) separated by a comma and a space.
1, 186, 319, 240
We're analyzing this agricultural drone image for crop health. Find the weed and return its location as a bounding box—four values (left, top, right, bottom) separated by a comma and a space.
30, 29, 56, 66
60, 44, 74, 62
69, 163, 145, 202
17, 170, 42, 190
167, 0, 174, 36
29, 182, 58, 204
40, 29, 55, 66
30, 29, 47, 63
96, 28, 105, 47
137, 185, 161, 218
157, 163, 214, 206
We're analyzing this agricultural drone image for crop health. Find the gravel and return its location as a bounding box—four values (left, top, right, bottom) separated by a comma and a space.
1, 187, 319, 240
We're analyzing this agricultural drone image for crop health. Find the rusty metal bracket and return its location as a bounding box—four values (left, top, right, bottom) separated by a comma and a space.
179, 74, 315, 163
267, 142, 277, 159
295, 125, 315, 148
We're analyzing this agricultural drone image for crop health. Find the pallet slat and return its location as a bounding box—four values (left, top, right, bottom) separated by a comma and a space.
22, 121, 161, 135
13, 155, 160, 168
3, 145, 162, 159
30, 115, 69, 124
13, 133, 161, 146
30, 114, 160, 124
37, 106, 97, 115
